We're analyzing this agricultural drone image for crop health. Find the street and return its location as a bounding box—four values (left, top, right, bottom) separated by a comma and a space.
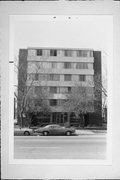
14, 134, 106, 159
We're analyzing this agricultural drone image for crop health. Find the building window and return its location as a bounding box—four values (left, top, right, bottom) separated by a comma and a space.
58, 99, 67, 106
35, 73, 39, 81
82, 50, 88, 57
59, 87, 72, 93
49, 87, 57, 93
76, 63, 88, 69
39, 74, 48, 81
32, 73, 39, 81
50, 50, 57, 56
48, 74, 60, 81
79, 75, 86, 81
51, 62, 57, 68
68, 87, 71, 93
64, 62, 71, 69
37, 49, 42, 56
59, 87, 67, 93
64, 50, 72, 57
76, 50, 82, 57
49, 99, 57, 106
76, 50, 88, 57
27, 74, 32, 80
64, 74, 71, 81
35, 86, 42, 95
90, 51, 93, 57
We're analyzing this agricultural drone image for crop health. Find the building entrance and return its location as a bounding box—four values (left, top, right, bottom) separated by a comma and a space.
84, 113, 89, 126
52, 112, 68, 125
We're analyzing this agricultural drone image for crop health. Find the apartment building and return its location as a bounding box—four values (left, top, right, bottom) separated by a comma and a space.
18, 47, 102, 127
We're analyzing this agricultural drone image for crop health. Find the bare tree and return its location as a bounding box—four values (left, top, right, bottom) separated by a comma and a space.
62, 86, 94, 127
23, 86, 51, 126
94, 67, 107, 123
14, 58, 51, 127
88, 58, 107, 123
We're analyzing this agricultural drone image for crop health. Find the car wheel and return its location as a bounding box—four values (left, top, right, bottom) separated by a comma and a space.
43, 131, 49, 136
24, 131, 30, 136
66, 131, 71, 136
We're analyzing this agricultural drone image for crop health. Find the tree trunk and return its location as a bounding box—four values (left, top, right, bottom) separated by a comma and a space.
82, 114, 85, 128
68, 112, 70, 127
20, 112, 23, 127
50, 113, 52, 124
18, 109, 24, 128
79, 113, 84, 128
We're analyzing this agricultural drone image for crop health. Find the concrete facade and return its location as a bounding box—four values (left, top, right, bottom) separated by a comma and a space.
18, 48, 102, 127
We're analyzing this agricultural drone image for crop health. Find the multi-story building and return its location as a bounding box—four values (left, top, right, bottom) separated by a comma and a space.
18, 47, 102, 127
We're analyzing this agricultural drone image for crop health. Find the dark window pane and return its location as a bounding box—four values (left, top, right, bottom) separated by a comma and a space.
76, 50, 88, 57
64, 74, 71, 81
37, 49, 42, 56
51, 62, 57, 68
64, 50, 72, 57
68, 87, 71, 93
76, 50, 82, 57
76, 63, 88, 69
35, 73, 39, 80
32, 74, 39, 80
48, 74, 60, 81
49, 87, 57, 93
49, 99, 57, 106
79, 75, 86, 81
64, 62, 71, 69
50, 50, 57, 56
82, 50, 88, 57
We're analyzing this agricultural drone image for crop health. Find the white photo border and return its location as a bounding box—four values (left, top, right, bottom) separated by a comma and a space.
1, 1, 120, 179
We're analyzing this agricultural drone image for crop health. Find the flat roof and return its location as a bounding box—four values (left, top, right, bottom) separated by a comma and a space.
27, 47, 94, 51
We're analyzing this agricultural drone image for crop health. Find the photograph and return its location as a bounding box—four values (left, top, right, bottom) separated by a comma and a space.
1, 1, 120, 179
12, 15, 111, 160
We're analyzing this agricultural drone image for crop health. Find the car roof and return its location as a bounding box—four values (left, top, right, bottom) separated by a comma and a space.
45, 124, 61, 127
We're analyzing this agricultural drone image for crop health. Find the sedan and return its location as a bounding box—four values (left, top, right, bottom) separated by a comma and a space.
14, 126, 34, 136
34, 124, 76, 136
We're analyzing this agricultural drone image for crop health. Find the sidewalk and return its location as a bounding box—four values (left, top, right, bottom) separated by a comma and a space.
75, 129, 107, 135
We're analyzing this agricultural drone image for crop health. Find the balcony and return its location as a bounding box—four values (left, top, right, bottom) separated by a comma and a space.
27, 68, 94, 75
27, 56, 94, 63
26, 80, 94, 87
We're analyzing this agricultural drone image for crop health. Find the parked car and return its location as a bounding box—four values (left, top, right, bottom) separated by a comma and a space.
14, 125, 34, 136
34, 124, 76, 136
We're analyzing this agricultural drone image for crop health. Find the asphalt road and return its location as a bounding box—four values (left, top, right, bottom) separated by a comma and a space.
14, 134, 106, 159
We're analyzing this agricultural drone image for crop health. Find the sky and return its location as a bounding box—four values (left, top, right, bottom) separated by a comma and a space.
14, 15, 113, 59
12, 15, 113, 89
